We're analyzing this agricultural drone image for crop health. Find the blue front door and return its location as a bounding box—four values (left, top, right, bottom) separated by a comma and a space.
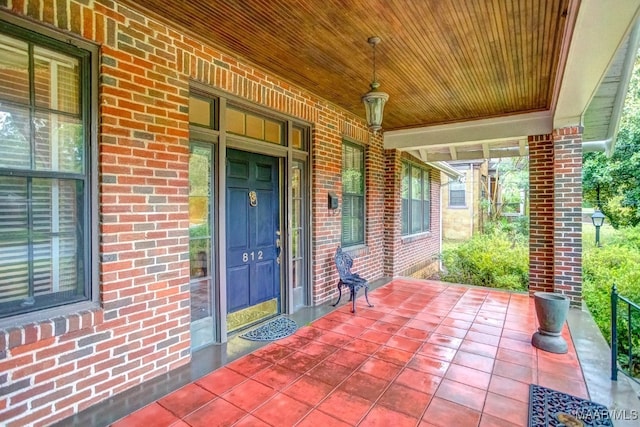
226, 149, 281, 316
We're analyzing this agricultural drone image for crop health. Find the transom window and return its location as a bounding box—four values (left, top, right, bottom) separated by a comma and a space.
0, 21, 94, 318
401, 162, 431, 235
189, 95, 218, 130
226, 106, 283, 144
342, 142, 365, 247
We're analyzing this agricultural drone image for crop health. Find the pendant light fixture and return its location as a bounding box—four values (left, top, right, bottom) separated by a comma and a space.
361, 36, 389, 135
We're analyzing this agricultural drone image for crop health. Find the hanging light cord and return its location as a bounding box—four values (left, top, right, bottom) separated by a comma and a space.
367, 36, 382, 87
372, 42, 377, 84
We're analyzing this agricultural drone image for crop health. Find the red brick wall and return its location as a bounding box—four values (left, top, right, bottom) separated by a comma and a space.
529, 134, 555, 294
383, 151, 441, 277
528, 130, 583, 307
311, 121, 388, 305
553, 127, 583, 307
0, 2, 442, 426
1, 2, 193, 426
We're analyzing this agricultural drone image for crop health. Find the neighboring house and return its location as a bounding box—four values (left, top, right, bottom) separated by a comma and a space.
441, 158, 530, 242
441, 160, 489, 241
0, 1, 639, 425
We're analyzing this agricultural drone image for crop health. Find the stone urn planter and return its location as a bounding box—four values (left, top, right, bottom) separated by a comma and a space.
531, 292, 570, 354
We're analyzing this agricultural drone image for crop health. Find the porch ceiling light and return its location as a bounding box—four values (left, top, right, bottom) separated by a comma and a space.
361, 36, 389, 135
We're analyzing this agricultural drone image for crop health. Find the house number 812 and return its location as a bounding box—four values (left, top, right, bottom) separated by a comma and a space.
242, 251, 263, 262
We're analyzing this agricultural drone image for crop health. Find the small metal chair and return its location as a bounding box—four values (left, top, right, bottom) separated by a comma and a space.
332, 246, 374, 313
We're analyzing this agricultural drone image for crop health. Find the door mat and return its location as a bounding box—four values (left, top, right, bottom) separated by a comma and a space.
239, 316, 298, 341
529, 384, 613, 427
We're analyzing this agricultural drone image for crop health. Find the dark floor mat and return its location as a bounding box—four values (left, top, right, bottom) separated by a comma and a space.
529, 384, 613, 427
239, 316, 298, 341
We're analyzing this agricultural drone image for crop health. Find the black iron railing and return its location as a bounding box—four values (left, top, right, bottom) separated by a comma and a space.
611, 284, 640, 383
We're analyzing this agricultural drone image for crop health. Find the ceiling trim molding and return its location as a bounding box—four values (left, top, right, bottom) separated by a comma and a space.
548, 0, 581, 125
383, 111, 552, 150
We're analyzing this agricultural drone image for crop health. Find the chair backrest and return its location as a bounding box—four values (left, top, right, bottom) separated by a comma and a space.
334, 246, 354, 281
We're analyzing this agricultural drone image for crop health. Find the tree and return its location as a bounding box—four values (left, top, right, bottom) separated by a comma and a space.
483, 156, 529, 220
583, 50, 640, 228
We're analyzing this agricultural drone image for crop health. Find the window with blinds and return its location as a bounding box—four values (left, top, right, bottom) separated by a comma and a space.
0, 22, 92, 318
341, 142, 365, 247
401, 162, 431, 235
449, 179, 466, 207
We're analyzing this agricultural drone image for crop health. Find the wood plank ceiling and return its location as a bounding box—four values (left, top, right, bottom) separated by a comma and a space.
127, 0, 571, 131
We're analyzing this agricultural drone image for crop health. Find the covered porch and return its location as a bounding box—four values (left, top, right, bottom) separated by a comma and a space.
2, 0, 640, 425
61, 278, 640, 426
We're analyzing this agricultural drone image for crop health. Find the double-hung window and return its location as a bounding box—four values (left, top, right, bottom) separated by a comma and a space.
0, 18, 95, 318
341, 141, 365, 246
449, 179, 466, 207
401, 162, 430, 235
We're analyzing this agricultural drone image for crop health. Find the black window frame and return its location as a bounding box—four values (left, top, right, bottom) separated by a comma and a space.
341, 141, 365, 247
0, 14, 97, 320
401, 161, 431, 236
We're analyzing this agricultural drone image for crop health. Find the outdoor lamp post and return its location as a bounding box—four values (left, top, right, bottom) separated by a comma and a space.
591, 209, 605, 247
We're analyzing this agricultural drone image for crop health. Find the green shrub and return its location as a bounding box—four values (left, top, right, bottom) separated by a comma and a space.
482, 216, 529, 245
583, 238, 640, 377
607, 224, 640, 251
441, 229, 528, 291
603, 194, 638, 229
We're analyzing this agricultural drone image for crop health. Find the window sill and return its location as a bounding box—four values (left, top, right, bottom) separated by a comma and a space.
341, 244, 369, 258
0, 301, 102, 351
401, 232, 432, 244
447, 205, 468, 209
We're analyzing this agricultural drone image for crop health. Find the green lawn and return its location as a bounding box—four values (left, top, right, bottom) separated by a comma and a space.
582, 222, 617, 251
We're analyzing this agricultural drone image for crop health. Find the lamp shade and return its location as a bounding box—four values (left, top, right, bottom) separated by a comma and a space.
591, 210, 605, 227
362, 82, 389, 134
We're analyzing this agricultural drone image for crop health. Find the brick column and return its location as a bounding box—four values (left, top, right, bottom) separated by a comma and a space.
529, 135, 555, 294
553, 127, 583, 307
383, 149, 401, 277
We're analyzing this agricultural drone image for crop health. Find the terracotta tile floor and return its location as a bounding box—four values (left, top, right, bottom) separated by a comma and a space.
112, 279, 587, 427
